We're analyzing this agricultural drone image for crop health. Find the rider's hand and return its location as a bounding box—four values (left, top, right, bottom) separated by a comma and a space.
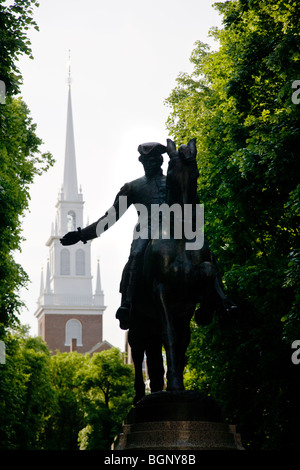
60, 231, 81, 246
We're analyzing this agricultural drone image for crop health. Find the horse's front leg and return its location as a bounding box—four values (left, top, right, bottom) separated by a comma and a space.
128, 332, 146, 404
175, 314, 192, 379
157, 283, 184, 391
133, 350, 146, 405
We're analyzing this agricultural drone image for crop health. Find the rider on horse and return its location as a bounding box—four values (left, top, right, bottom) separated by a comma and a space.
60, 142, 168, 330
60, 140, 236, 331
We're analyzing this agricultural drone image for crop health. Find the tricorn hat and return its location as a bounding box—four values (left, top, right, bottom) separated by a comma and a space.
138, 142, 167, 157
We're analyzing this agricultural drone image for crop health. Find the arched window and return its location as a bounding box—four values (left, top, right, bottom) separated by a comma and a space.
65, 319, 82, 346
76, 249, 85, 275
60, 248, 70, 275
67, 211, 76, 232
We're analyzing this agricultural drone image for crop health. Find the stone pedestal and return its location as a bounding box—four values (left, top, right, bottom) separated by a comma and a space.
114, 391, 244, 450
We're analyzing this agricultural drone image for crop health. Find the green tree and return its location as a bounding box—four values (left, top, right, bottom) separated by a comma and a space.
166, 0, 300, 449
44, 348, 134, 450
0, 98, 53, 331
0, 339, 134, 450
0, 327, 29, 449
78, 348, 135, 450
45, 351, 88, 450
0, 327, 55, 449
18, 334, 55, 449
0, 0, 54, 332
0, 0, 39, 95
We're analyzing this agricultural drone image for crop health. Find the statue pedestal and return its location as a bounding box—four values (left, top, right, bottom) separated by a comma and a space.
114, 391, 244, 451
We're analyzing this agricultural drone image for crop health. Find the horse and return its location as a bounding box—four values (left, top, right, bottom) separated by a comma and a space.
128, 138, 234, 401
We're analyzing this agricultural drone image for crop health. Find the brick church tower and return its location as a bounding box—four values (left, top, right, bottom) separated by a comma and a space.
35, 77, 112, 354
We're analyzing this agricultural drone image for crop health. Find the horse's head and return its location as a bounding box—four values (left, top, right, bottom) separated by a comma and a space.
166, 138, 199, 206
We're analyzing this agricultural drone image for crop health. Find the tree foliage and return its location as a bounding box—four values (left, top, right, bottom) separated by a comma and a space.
0, 331, 134, 450
0, 97, 53, 331
0, 0, 54, 332
46, 348, 135, 450
78, 348, 135, 450
166, 0, 300, 449
0, 327, 54, 449
0, 0, 40, 95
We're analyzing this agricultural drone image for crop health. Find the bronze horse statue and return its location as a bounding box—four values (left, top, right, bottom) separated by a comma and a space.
128, 138, 235, 402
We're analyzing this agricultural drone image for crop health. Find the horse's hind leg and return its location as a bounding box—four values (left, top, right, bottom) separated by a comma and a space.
157, 283, 184, 391
146, 339, 165, 393
194, 261, 216, 325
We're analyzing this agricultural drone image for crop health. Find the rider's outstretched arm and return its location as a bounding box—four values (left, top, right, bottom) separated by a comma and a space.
60, 183, 132, 246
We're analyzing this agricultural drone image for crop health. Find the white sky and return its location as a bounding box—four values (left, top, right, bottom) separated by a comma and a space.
14, 0, 224, 351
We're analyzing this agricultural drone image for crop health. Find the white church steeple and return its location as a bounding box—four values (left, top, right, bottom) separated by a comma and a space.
44, 79, 94, 298
34, 64, 111, 354
63, 86, 79, 201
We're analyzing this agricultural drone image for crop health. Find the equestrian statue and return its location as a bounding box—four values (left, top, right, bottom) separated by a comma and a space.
60, 138, 236, 403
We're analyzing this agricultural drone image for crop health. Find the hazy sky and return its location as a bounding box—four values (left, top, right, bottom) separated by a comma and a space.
14, 0, 225, 350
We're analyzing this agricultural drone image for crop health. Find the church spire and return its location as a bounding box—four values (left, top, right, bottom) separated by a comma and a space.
95, 259, 102, 294
63, 53, 78, 201
93, 259, 104, 306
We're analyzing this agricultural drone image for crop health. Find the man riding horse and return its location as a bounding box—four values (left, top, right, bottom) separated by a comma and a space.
60, 140, 234, 329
